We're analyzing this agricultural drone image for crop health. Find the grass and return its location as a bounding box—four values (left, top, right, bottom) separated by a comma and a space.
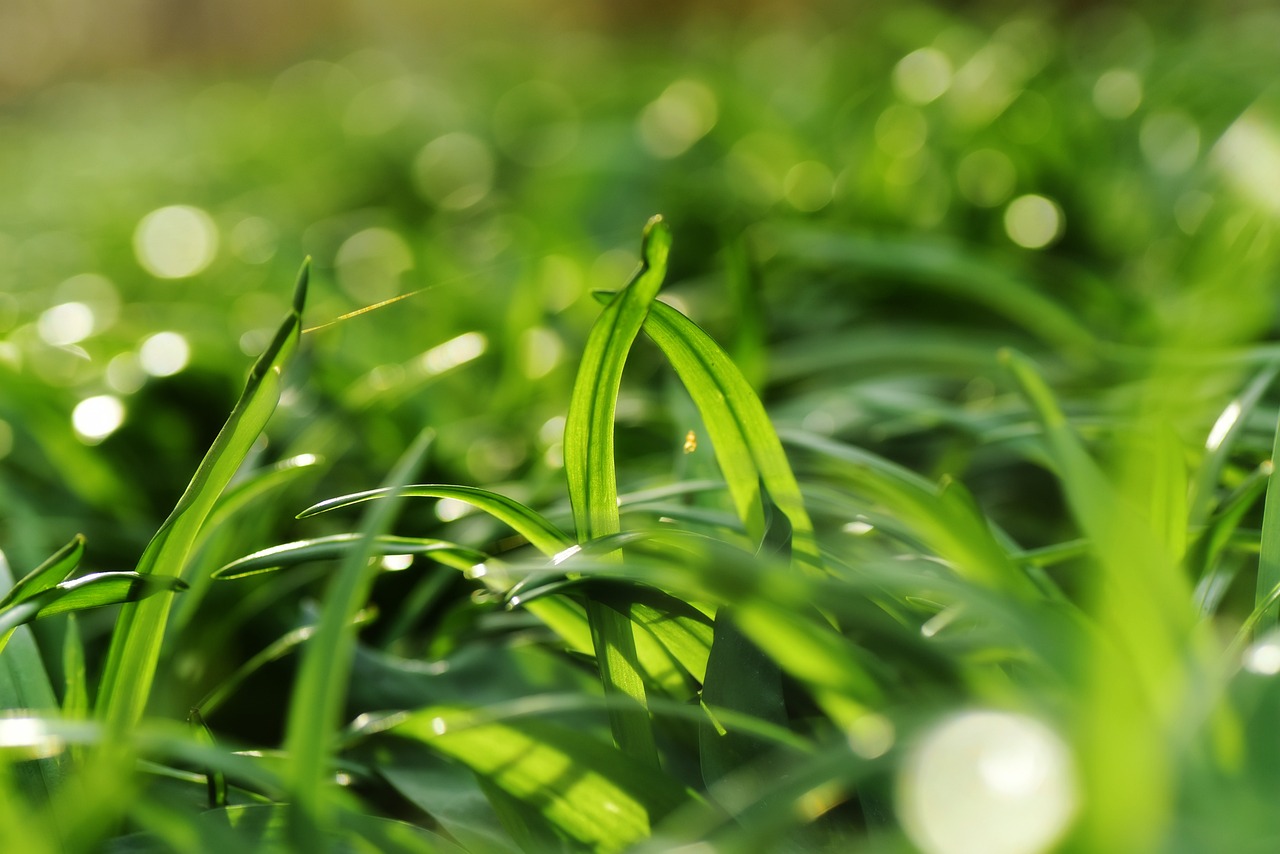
4, 2, 1280, 852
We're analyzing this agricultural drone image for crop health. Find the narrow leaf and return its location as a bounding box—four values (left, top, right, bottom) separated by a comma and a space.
563, 216, 671, 766
96, 260, 309, 732
284, 426, 433, 825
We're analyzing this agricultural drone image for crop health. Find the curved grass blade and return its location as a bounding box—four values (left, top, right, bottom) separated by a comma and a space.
284, 426, 433, 831
299, 484, 571, 556
96, 260, 309, 733
196, 609, 376, 718
212, 534, 486, 580
592, 295, 821, 566
0, 534, 85, 612
0, 573, 188, 639
563, 216, 671, 767
781, 429, 1036, 597
1189, 362, 1280, 525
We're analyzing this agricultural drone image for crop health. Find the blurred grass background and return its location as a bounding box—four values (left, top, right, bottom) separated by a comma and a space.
4, 0, 1280, 767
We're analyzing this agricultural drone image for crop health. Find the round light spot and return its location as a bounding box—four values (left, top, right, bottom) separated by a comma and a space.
957, 149, 1016, 208
412, 133, 495, 210
335, 227, 413, 302
1092, 69, 1142, 119
894, 48, 953, 105
106, 352, 146, 394
72, 395, 126, 443
1140, 111, 1200, 175
520, 326, 564, 379
875, 105, 928, 157
1245, 631, 1280, 675
134, 206, 219, 279
783, 161, 835, 212
37, 302, 95, 346
637, 79, 718, 159
1004, 194, 1063, 249
229, 217, 279, 265
899, 711, 1078, 854
139, 332, 190, 377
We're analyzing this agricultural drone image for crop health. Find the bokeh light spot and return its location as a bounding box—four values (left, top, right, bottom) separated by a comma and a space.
134, 206, 219, 279
957, 149, 1016, 207
784, 161, 835, 212
894, 48, 953, 105
335, 227, 413, 302
37, 302, 95, 346
875, 105, 928, 157
1004, 194, 1063, 249
412, 133, 495, 210
637, 79, 718, 159
899, 711, 1078, 854
229, 217, 279, 265
1140, 111, 1200, 175
72, 395, 126, 443
139, 332, 191, 377
1092, 69, 1142, 119
520, 327, 563, 379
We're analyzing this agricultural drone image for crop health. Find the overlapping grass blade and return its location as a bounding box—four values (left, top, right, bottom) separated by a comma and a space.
284, 426, 433, 827
299, 484, 572, 555
96, 261, 309, 733
1189, 363, 1279, 525
781, 428, 1037, 597
596, 294, 821, 566
376, 704, 696, 853
563, 215, 671, 766
212, 534, 486, 579
0, 534, 85, 612
0, 550, 63, 809
0, 573, 188, 639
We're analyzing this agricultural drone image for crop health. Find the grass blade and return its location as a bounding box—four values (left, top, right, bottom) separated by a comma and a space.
299, 484, 572, 555
593, 294, 821, 566
0, 534, 85, 612
563, 216, 671, 766
1257, 409, 1280, 630
96, 261, 309, 732
0, 573, 188, 638
212, 534, 486, 579
381, 705, 695, 852
284, 426, 433, 828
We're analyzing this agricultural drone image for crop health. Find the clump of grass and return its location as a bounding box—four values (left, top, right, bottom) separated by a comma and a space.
3, 209, 1280, 854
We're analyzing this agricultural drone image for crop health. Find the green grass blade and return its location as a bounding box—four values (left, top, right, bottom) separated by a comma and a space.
0, 550, 63, 808
62, 614, 87, 718
384, 705, 695, 852
299, 484, 572, 556
0, 534, 85, 612
0, 573, 188, 638
563, 216, 671, 767
614, 295, 820, 565
1257, 410, 1280, 630
284, 426, 433, 827
96, 260, 309, 732
781, 429, 1036, 597
212, 534, 486, 579
1188, 362, 1279, 525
